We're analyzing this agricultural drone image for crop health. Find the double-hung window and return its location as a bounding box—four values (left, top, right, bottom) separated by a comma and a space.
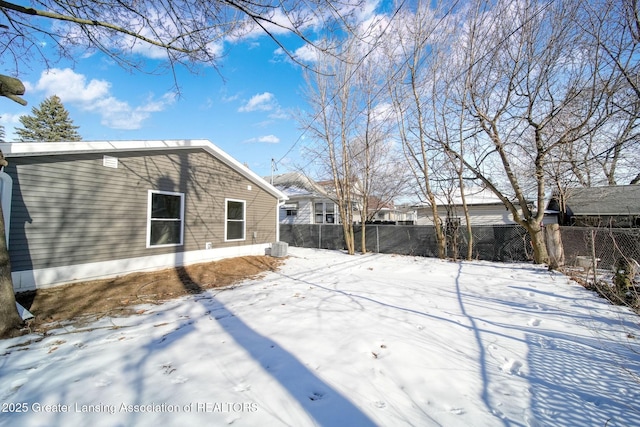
147, 190, 184, 247
225, 199, 246, 241
314, 202, 335, 224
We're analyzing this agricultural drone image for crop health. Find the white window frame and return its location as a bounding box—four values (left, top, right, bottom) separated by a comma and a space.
283, 202, 298, 217
147, 190, 185, 248
225, 198, 246, 242
314, 201, 336, 224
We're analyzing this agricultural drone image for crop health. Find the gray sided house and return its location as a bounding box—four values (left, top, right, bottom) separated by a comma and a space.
0, 140, 287, 291
548, 185, 640, 227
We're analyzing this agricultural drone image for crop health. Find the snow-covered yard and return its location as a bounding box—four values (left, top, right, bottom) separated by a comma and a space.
1, 247, 639, 427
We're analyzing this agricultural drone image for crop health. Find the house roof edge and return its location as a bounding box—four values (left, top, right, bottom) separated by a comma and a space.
0, 140, 288, 201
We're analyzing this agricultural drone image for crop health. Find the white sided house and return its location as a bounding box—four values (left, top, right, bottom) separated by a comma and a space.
0, 140, 287, 291
271, 172, 339, 225
414, 187, 530, 226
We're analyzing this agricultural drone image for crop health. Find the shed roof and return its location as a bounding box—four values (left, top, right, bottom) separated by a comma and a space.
564, 185, 640, 216
0, 139, 287, 201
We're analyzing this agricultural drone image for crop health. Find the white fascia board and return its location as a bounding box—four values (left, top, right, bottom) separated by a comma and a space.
0, 139, 288, 201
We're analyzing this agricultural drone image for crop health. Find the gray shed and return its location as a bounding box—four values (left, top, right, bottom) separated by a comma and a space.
548, 185, 640, 227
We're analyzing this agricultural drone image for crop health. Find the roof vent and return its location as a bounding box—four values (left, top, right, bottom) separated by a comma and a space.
103, 155, 118, 169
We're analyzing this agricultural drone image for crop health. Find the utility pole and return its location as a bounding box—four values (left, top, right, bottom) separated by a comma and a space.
270, 158, 277, 185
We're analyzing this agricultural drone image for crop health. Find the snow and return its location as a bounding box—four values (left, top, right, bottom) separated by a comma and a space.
1, 247, 639, 427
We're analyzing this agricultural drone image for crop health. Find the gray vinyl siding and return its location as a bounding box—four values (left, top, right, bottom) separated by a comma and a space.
7, 149, 277, 272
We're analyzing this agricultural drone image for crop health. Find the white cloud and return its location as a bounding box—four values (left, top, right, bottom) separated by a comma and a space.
30, 68, 175, 130
238, 92, 276, 112
34, 68, 110, 103
0, 113, 21, 127
0, 113, 23, 141
293, 45, 321, 63
244, 134, 280, 144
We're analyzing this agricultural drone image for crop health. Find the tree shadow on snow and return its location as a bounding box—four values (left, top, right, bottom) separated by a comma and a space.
453, 262, 640, 427
121, 283, 376, 426
525, 329, 640, 426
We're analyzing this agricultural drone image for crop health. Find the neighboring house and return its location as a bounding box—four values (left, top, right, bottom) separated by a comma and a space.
0, 140, 287, 291
271, 172, 344, 224
272, 172, 413, 225
315, 178, 363, 224
547, 185, 640, 227
367, 197, 417, 224
412, 187, 551, 226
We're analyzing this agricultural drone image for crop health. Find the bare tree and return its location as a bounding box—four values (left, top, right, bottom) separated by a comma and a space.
543, 0, 639, 210
578, 0, 640, 100
299, 12, 408, 255
0, 0, 365, 79
348, 32, 408, 253
436, 0, 612, 264
0, 0, 369, 336
386, 3, 450, 259
422, 4, 478, 261
299, 38, 359, 254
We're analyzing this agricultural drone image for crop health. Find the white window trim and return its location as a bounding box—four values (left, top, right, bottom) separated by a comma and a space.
146, 190, 185, 248
225, 198, 246, 242
314, 201, 336, 224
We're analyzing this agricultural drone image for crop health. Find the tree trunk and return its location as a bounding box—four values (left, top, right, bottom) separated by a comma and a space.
524, 221, 550, 265
544, 223, 565, 270
0, 202, 22, 338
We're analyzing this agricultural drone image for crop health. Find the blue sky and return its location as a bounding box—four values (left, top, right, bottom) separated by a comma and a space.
0, 30, 318, 178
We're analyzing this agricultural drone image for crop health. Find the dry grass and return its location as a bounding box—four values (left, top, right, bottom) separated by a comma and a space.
15, 256, 284, 335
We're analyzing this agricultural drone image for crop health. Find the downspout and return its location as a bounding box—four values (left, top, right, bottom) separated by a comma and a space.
0, 167, 12, 248
276, 197, 287, 242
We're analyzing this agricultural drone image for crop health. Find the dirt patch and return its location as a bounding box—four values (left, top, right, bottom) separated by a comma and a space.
15, 256, 284, 335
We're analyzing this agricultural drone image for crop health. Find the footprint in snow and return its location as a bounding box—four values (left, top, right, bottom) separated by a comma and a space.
374, 401, 386, 409
94, 377, 112, 387
501, 359, 523, 375
308, 391, 326, 401
524, 414, 542, 427
161, 363, 176, 375
171, 376, 189, 384
1, 378, 28, 399
447, 407, 465, 415
536, 337, 556, 350
528, 318, 541, 327
492, 408, 505, 419
233, 383, 251, 392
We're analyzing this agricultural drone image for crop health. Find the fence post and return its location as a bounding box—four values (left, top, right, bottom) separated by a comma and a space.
376, 226, 380, 253
545, 223, 565, 269
318, 224, 322, 249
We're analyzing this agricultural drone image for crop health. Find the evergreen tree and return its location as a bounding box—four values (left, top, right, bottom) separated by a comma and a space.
15, 96, 81, 142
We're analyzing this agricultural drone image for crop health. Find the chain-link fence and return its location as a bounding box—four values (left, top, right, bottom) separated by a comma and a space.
559, 226, 640, 312
280, 224, 533, 262
280, 223, 640, 312
281, 224, 640, 267
560, 226, 640, 272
